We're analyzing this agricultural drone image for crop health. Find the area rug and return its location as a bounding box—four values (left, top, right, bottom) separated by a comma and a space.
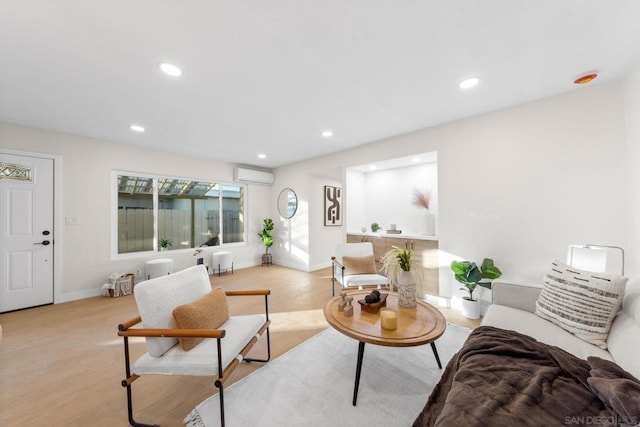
184, 324, 470, 427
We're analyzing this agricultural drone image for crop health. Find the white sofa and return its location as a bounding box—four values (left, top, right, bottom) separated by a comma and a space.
482, 278, 640, 380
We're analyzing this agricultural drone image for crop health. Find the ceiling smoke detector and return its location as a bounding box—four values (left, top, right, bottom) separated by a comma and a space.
573, 72, 598, 85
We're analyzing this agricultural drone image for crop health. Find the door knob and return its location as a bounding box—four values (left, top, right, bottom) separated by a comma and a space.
34, 240, 51, 245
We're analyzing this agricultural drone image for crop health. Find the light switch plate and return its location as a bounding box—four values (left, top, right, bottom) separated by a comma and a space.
65, 216, 80, 226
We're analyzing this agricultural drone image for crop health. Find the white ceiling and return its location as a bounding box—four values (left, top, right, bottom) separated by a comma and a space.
2, 1, 640, 169
349, 151, 437, 173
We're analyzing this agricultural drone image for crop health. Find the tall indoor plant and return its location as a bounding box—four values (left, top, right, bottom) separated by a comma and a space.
381, 246, 424, 307
451, 258, 502, 319
257, 218, 274, 265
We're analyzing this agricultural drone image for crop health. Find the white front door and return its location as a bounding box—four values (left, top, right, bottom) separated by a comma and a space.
0, 153, 54, 312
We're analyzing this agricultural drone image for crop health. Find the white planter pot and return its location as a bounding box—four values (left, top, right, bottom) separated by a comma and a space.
397, 270, 417, 308
461, 298, 480, 319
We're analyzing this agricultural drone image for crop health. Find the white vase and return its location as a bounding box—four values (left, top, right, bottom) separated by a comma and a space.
461, 298, 480, 319
422, 211, 436, 236
397, 270, 417, 308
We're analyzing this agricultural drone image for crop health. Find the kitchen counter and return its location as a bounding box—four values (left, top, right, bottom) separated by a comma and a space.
347, 231, 438, 241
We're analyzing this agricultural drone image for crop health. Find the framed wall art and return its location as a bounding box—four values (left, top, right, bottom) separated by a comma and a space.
324, 185, 342, 226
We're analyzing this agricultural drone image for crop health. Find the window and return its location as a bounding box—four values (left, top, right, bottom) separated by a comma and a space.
116, 174, 245, 254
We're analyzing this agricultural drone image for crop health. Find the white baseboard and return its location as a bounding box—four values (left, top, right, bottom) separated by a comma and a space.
56, 288, 103, 303
272, 258, 311, 272
309, 261, 332, 272
422, 294, 451, 308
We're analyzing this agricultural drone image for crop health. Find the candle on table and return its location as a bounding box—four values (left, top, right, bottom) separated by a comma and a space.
380, 308, 398, 330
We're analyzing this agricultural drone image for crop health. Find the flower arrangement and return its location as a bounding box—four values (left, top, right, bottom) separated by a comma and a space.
412, 187, 430, 210
380, 246, 424, 289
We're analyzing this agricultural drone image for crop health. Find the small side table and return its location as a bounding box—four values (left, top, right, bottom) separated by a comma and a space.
145, 258, 174, 280
212, 251, 234, 276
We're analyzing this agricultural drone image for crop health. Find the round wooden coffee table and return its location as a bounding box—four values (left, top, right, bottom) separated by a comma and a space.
323, 291, 447, 405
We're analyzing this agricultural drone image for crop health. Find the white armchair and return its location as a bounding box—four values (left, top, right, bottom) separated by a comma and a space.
331, 242, 389, 296
117, 265, 270, 427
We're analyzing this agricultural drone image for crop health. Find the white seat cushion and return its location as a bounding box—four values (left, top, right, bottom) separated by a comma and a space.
607, 312, 640, 380
343, 274, 389, 287
483, 304, 613, 362
133, 314, 266, 376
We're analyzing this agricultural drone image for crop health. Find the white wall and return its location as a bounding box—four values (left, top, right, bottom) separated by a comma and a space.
347, 161, 438, 236
270, 169, 310, 271
270, 166, 342, 271
345, 170, 366, 232
309, 174, 343, 270
276, 80, 629, 305
2, 73, 636, 307
624, 63, 640, 282
0, 123, 271, 302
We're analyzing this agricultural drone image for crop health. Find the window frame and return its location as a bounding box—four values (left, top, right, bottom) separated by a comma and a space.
111, 170, 247, 260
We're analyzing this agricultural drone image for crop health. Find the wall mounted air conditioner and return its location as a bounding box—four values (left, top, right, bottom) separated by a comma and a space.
234, 167, 275, 185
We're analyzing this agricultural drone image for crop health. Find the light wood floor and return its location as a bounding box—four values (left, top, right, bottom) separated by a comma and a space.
0, 265, 480, 427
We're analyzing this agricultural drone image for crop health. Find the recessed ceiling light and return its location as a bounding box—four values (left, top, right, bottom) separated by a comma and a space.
411, 157, 422, 163
321, 130, 333, 138
258, 153, 266, 159
130, 124, 145, 133
459, 77, 479, 89
369, 165, 377, 170
159, 62, 182, 77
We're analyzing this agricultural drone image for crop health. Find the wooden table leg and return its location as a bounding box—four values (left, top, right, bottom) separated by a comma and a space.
353, 341, 366, 406
430, 342, 442, 369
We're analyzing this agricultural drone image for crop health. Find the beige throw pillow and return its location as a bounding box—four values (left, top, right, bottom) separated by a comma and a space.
342, 255, 377, 275
535, 261, 627, 349
172, 286, 229, 351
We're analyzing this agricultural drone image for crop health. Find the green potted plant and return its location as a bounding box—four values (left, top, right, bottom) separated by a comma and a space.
381, 246, 424, 308
371, 222, 381, 233
257, 218, 274, 265
159, 238, 172, 251
451, 258, 502, 319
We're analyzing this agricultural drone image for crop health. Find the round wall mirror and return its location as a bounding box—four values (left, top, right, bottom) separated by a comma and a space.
278, 188, 298, 219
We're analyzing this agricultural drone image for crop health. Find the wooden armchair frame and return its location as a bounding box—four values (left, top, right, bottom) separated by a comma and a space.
118, 289, 271, 427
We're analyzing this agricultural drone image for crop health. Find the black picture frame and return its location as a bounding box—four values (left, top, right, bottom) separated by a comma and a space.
324, 186, 342, 226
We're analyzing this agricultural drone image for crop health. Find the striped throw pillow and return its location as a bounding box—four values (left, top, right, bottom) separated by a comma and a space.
535, 261, 627, 349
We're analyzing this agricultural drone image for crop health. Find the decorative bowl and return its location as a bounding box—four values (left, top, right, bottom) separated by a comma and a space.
357, 293, 388, 313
